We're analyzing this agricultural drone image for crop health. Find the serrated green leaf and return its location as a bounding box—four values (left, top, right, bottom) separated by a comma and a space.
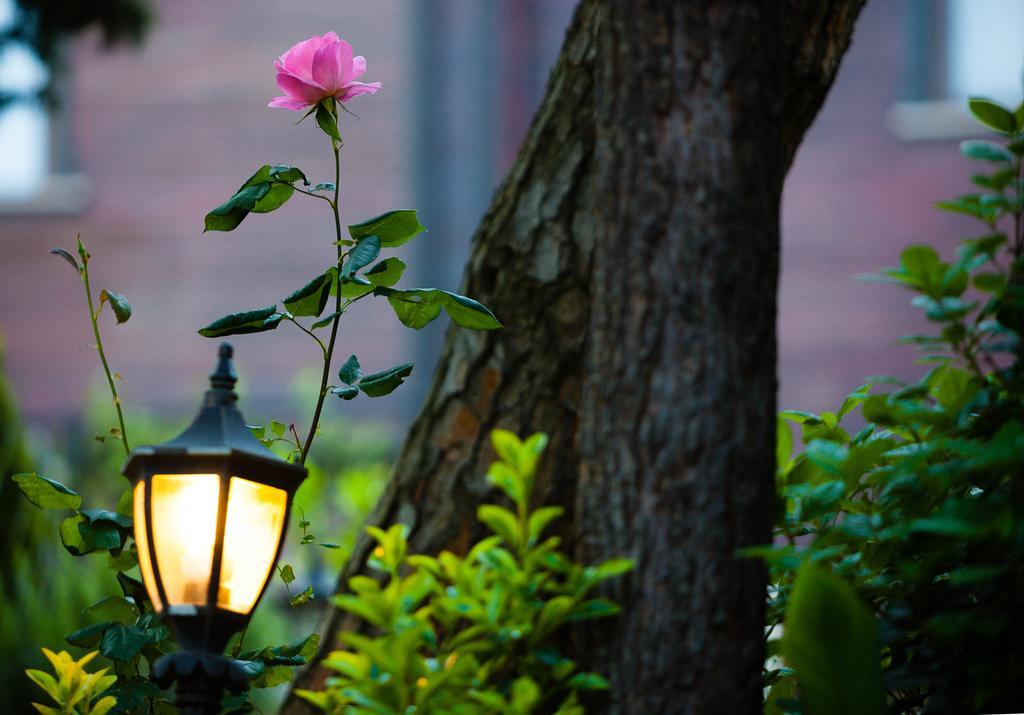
60, 514, 88, 555
968, 97, 1017, 133
66, 621, 113, 648
527, 506, 563, 542
486, 461, 524, 507
960, 139, 1014, 164
25, 668, 60, 703
585, 558, 635, 585
204, 165, 307, 232
283, 269, 335, 317
107, 548, 137, 572
330, 385, 359, 400
290, 585, 314, 607
252, 664, 294, 689
252, 182, 294, 213
267, 165, 308, 185
331, 594, 389, 628
348, 210, 426, 248
784, 563, 885, 715
800, 480, 847, 520
83, 595, 139, 624
50, 247, 80, 272
384, 289, 444, 328
198, 306, 283, 338
478, 505, 521, 547
338, 354, 361, 385
100, 290, 132, 324
336, 274, 374, 299
901, 244, 940, 280
100, 624, 151, 662
443, 291, 502, 329
80, 508, 133, 529
342, 235, 382, 279
13, 473, 81, 510
364, 257, 406, 287
567, 598, 620, 622
78, 520, 124, 552
381, 288, 501, 330
359, 363, 413, 397
311, 310, 342, 330
280, 564, 295, 585
567, 672, 609, 690
804, 440, 848, 477
204, 183, 271, 232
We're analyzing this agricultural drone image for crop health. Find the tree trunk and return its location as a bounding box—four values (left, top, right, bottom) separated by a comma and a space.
284, 0, 864, 712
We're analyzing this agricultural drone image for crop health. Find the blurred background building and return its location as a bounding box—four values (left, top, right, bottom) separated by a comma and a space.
0, 0, 1021, 428
0, 0, 1021, 710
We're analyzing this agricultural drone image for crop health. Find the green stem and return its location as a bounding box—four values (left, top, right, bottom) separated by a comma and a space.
291, 184, 335, 205
300, 138, 344, 464
81, 254, 131, 456
285, 315, 327, 357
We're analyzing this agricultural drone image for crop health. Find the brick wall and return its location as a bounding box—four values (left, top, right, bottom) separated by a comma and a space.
0, 0, 991, 432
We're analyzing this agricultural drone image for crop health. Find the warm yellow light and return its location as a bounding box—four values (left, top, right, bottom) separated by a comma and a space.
132, 482, 162, 609
150, 474, 220, 605
218, 477, 288, 614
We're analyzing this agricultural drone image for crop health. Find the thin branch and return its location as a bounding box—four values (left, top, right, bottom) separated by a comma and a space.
285, 315, 327, 357
80, 240, 131, 456
292, 184, 335, 205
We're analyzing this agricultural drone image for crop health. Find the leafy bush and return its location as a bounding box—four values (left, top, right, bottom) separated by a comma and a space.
760, 97, 1024, 714
298, 430, 634, 715
27, 649, 118, 715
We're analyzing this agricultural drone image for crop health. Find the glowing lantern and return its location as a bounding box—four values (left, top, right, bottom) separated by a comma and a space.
122, 343, 306, 708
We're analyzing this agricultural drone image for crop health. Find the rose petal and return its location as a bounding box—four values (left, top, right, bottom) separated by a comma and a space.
336, 81, 381, 102
276, 33, 333, 83
348, 55, 367, 82
312, 40, 353, 94
276, 72, 326, 103
268, 95, 313, 111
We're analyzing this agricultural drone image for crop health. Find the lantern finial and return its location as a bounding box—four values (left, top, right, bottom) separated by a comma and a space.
209, 342, 237, 392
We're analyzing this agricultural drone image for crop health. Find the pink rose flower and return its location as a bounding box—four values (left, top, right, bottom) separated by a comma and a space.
268, 32, 381, 111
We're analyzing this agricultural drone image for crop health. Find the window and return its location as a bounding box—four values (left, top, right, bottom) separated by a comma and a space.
947, 0, 1024, 106
0, 0, 89, 213
888, 0, 1024, 140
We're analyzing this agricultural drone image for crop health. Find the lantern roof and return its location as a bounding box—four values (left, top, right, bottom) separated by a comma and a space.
122, 343, 306, 489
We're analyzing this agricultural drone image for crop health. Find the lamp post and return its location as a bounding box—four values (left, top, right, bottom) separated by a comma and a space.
122, 343, 307, 713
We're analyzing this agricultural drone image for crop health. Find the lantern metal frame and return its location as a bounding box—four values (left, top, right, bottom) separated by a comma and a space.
122, 343, 307, 713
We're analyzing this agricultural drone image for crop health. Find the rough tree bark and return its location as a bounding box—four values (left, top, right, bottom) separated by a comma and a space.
284, 1, 864, 712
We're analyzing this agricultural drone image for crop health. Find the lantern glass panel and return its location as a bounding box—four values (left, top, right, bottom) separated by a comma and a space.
151, 474, 221, 605
217, 477, 288, 614
132, 481, 162, 610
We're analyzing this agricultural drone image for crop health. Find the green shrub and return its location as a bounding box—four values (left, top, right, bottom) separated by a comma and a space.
27, 649, 118, 715
760, 97, 1024, 714
298, 430, 634, 715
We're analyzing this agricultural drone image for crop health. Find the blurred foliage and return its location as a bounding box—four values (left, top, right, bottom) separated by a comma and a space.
299, 430, 634, 715
757, 97, 1024, 714
0, 0, 152, 108
0, 331, 34, 571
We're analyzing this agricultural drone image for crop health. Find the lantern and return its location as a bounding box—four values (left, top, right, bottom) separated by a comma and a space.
122, 343, 306, 711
